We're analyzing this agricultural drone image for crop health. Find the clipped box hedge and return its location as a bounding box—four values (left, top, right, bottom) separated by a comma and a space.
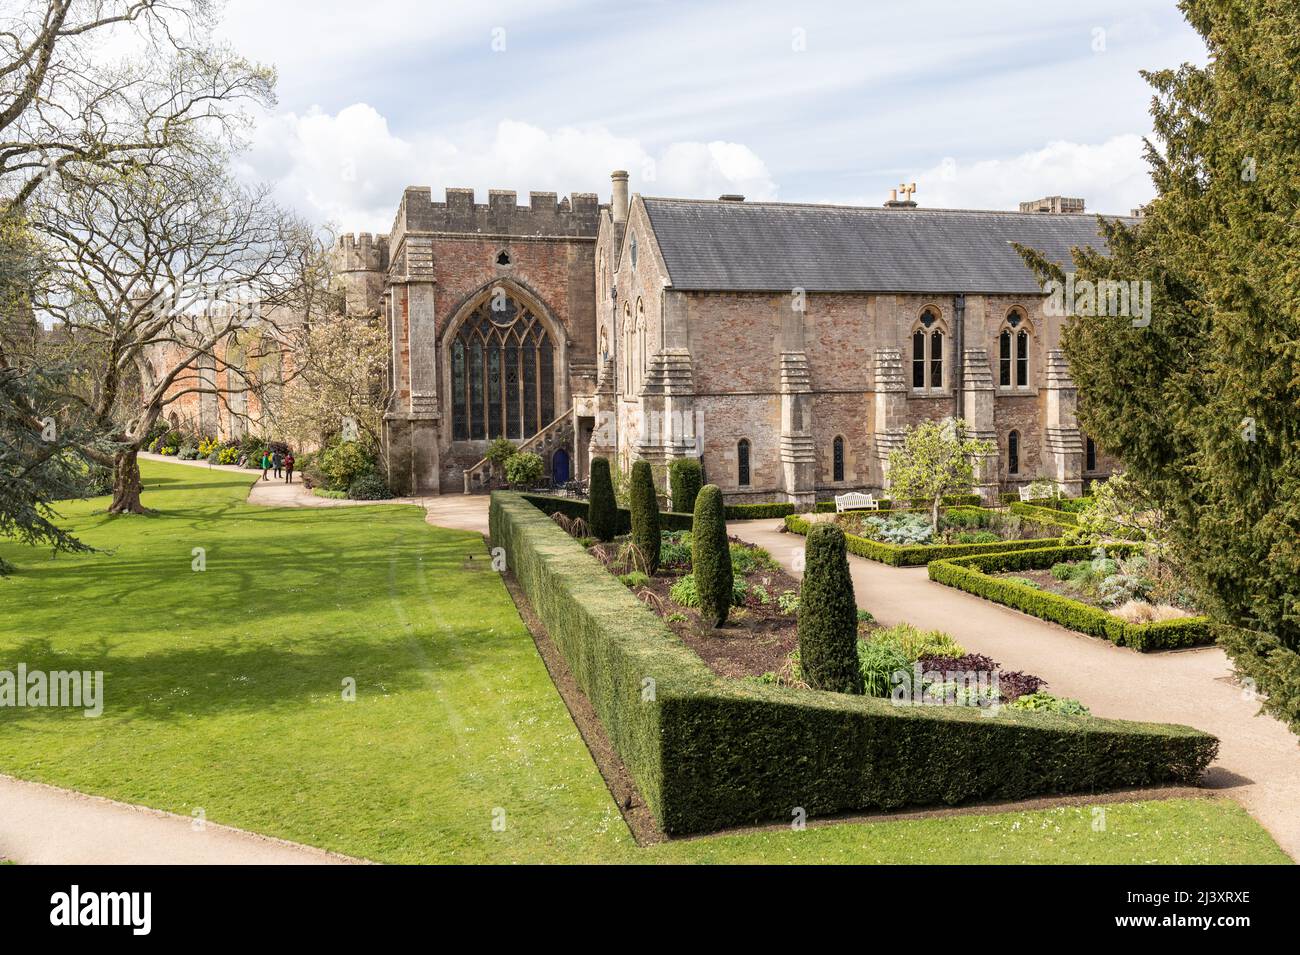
811, 493, 983, 514
723, 502, 799, 520
927, 544, 1215, 651
1010, 501, 1082, 527
492, 491, 1218, 835
783, 509, 1070, 567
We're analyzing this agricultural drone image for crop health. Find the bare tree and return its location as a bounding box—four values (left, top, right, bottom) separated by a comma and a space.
271, 236, 391, 453
29, 149, 316, 512
1, 1, 273, 209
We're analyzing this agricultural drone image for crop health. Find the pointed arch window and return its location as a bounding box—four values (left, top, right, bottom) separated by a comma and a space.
451, 293, 555, 441
832, 436, 845, 482
737, 439, 751, 487
1001, 310, 1031, 388
912, 309, 945, 390
635, 298, 647, 389
1008, 430, 1020, 475
622, 302, 633, 392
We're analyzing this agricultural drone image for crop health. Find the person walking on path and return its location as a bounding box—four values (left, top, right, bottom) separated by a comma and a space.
272, 448, 283, 479
260, 451, 272, 481
284, 452, 295, 484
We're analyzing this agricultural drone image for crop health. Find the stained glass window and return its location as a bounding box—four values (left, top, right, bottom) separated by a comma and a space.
450, 294, 555, 441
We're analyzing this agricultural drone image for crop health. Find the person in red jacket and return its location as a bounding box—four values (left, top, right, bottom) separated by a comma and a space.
284, 452, 296, 484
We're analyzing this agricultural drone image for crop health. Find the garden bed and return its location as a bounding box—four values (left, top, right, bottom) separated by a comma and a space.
498, 491, 1219, 834
928, 545, 1215, 651
784, 507, 1070, 566
585, 530, 804, 680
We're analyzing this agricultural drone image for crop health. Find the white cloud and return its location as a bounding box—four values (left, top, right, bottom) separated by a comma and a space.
241, 107, 776, 232
903, 135, 1154, 215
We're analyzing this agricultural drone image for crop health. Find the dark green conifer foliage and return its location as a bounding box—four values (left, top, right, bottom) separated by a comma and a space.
691, 484, 732, 627
629, 459, 661, 575
588, 456, 617, 542
797, 523, 863, 694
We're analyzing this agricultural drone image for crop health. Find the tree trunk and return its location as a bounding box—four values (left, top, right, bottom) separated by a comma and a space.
932, 495, 941, 533
109, 448, 146, 514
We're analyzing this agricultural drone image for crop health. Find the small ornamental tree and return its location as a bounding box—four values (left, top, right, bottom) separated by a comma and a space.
629, 459, 661, 574
797, 523, 863, 694
588, 456, 617, 542
504, 451, 543, 488
486, 437, 516, 473
692, 484, 733, 627
887, 418, 995, 531
669, 457, 703, 514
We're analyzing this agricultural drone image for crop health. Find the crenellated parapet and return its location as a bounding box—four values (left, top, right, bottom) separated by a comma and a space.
333, 232, 390, 273
390, 186, 602, 240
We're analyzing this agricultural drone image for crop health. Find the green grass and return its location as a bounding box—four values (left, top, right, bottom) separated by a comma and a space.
0, 461, 1289, 864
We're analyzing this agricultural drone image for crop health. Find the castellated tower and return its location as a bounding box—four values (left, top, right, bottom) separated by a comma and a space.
332, 232, 390, 317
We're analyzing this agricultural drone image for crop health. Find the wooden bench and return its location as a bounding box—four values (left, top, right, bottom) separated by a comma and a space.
1018, 484, 1059, 502
835, 492, 879, 513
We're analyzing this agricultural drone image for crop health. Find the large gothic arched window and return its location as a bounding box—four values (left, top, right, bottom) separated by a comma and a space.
450, 293, 555, 441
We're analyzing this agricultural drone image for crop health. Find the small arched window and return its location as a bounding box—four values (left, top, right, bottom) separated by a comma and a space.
832, 436, 845, 482
1085, 436, 1097, 472
737, 439, 751, 487
1008, 430, 1020, 475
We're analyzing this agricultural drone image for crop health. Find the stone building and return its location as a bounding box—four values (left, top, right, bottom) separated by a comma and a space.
338, 173, 1120, 500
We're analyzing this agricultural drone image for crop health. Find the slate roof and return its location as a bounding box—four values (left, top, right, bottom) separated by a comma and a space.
640, 197, 1131, 294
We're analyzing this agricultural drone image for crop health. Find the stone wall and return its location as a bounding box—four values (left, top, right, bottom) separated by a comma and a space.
353, 186, 601, 494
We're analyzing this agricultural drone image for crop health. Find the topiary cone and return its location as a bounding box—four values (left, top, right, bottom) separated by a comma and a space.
588, 456, 617, 542
692, 484, 733, 627
669, 457, 703, 514
798, 523, 864, 694
630, 459, 661, 575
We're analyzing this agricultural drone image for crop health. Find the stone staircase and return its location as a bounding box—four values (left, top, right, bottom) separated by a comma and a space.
462, 407, 576, 493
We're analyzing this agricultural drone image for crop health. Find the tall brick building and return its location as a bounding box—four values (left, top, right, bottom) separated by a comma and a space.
338, 172, 1119, 500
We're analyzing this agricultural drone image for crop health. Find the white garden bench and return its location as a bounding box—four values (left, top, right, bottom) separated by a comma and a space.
835, 492, 879, 513
1018, 483, 1059, 502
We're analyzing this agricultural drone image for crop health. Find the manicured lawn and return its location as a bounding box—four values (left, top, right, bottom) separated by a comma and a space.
0, 461, 1289, 864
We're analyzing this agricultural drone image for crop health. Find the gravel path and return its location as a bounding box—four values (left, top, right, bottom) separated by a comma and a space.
731, 518, 1300, 862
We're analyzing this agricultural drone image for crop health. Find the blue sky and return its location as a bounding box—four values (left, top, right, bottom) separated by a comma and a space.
219, 0, 1208, 232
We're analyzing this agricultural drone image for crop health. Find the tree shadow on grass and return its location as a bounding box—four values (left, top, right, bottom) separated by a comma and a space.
0, 623, 515, 727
